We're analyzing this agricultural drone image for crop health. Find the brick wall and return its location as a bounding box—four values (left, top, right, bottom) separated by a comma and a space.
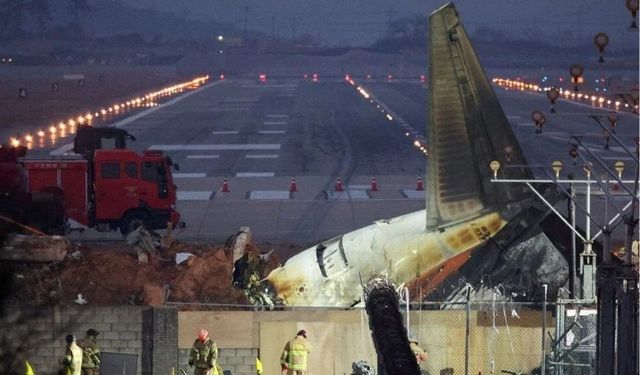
178, 348, 259, 375
0, 305, 148, 375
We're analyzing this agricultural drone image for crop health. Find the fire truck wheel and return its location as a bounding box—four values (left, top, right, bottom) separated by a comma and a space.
119, 210, 152, 236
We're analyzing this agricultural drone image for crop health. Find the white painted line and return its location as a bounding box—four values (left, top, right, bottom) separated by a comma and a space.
402, 190, 424, 199
245, 154, 279, 159
149, 144, 281, 151
326, 189, 371, 200
267, 114, 289, 118
236, 172, 275, 177
210, 108, 248, 112
259, 130, 286, 135
507, 115, 522, 119
517, 122, 532, 126
187, 155, 220, 159
178, 191, 213, 200
264, 121, 288, 125
50, 80, 223, 155
174, 173, 207, 178
212, 131, 239, 135
248, 190, 291, 200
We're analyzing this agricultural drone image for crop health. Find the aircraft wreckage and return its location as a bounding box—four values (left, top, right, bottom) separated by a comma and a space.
240, 2, 569, 307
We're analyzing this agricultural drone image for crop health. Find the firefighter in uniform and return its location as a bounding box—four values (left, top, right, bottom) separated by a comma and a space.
61, 334, 83, 375
79, 328, 101, 375
280, 330, 312, 375
189, 329, 220, 375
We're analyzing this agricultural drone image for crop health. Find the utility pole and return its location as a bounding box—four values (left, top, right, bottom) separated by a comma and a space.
291, 17, 297, 43
271, 16, 275, 39
384, 7, 397, 37
243, 5, 249, 41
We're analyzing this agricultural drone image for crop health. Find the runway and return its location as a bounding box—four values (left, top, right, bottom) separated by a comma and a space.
16, 76, 639, 245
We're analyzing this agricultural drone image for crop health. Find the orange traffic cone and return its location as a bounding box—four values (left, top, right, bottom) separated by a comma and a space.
416, 177, 424, 191
289, 177, 297, 192
335, 177, 344, 192
371, 177, 378, 192
221, 178, 230, 192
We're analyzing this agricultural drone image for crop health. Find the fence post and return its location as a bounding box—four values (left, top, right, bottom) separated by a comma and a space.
541, 284, 548, 375
465, 286, 471, 375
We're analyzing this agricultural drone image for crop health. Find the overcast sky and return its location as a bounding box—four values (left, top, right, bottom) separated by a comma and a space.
124, 0, 638, 47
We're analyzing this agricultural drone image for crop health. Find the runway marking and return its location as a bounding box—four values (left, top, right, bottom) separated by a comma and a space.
178, 191, 214, 200
245, 154, 279, 159
212, 131, 239, 135
403, 190, 425, 200
186, 155, 220, 159
267, 114, 289, 118
174, 173, 207, 178
264, 121, 287, 125
210, 108, 248, 112
247, 191, 291, 200
236, 172, 275, 177
51, 80, 223, 156
259, 130, 286, 135
517, 122, 532, 127
149, 144, 281, 151
507, 115, 522, 119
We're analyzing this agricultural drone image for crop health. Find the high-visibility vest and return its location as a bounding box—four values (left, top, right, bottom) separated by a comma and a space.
280, 336, 312, 371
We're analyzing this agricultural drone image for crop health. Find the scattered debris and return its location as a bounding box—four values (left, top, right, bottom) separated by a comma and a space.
70, 250, 83, 260
0, 234, 68, 262
74, 293, 87, 305
126, 227, 161, 264
175, 252, 195, 265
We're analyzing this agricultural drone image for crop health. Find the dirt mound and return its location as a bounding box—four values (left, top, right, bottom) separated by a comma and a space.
8, 239, 283, 308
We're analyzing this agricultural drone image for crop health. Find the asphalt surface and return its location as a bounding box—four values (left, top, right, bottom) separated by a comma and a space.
16, 77, 640, 246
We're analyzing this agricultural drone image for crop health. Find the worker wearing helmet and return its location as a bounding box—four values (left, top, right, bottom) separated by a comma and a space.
189, 329, 219, 375
79, 328, 101, 375
409, 336, 428, 363
280, 329, 312, 375
61, 334, 83, 375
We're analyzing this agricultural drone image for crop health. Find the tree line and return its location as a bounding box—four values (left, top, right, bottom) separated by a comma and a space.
0, 0, 90, 39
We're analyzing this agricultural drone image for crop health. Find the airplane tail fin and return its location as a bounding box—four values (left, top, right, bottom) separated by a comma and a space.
426, 3, 534, 230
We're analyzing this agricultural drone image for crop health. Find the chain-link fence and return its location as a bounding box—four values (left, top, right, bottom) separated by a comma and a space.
403, 300, 596, 375
167, 299, 597, 375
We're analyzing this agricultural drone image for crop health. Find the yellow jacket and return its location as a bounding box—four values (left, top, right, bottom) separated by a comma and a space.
280, 335, 312, 371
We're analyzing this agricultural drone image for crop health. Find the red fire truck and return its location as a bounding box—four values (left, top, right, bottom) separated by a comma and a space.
1, 126, 182, 235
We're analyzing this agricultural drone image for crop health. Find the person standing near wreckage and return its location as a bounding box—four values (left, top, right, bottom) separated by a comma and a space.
61, 334, 83, 375
79, 329, 101, 375
280, 330, 312, 375
189, 329, 220, 375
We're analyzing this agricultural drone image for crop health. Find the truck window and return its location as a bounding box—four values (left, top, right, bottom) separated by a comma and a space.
125, 162, 138, 178
141, 161, 158, 182
101, 162, 121, 179
100, 138, 117, 149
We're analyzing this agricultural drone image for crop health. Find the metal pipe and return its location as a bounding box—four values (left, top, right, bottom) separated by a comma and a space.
541, 284, 548, 375
405, 287, 410, 337
570, 182, 577, 297
465, 285, 471, 375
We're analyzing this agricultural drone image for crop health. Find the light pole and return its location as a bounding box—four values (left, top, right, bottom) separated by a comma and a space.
489, 131, 639, 373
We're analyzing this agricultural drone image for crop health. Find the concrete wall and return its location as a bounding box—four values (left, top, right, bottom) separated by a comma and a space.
0, 305, 177, 375
1, 306, 551, 375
